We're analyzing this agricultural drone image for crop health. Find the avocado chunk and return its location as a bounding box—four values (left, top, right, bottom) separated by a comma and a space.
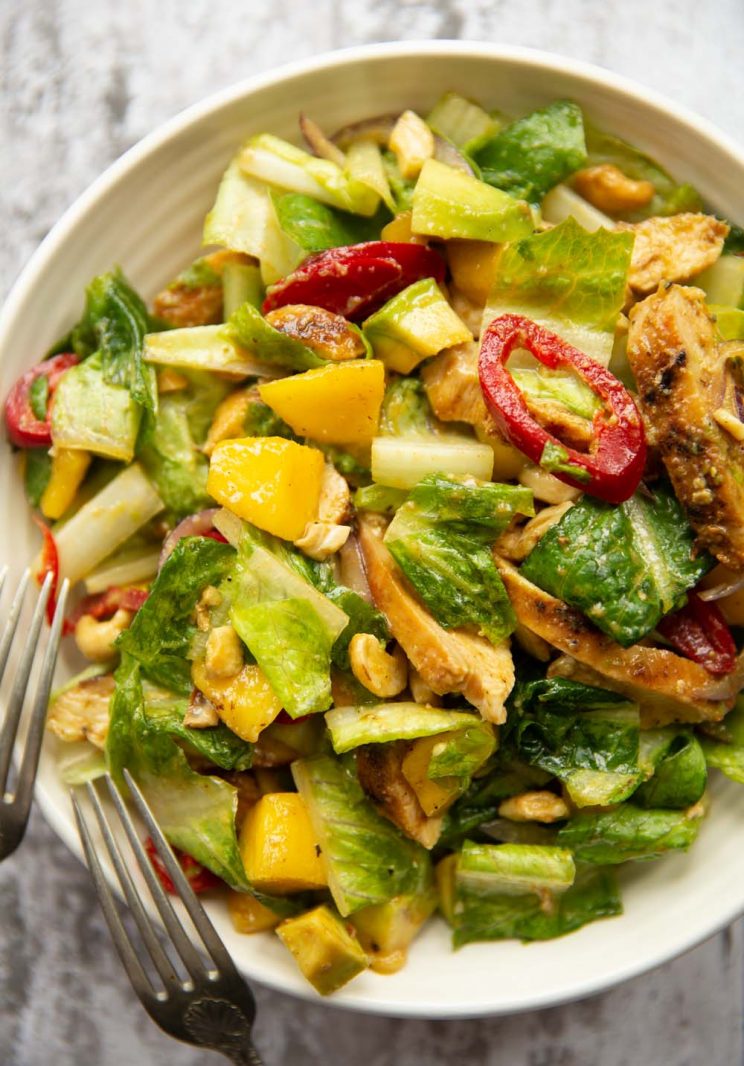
50, 353, 141, 461
363, 277, 471, 374
411, 158, 533, 243
276, 904, 368, 995
349, 887, 437, 973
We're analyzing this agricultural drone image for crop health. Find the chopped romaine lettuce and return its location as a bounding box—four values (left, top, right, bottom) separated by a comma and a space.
371, 436, 494, 489
521, 484, 713, 646
483, 217, 634, 365
633, 732, 706, 809
292, 754, 432, 916
144, 324, 286, 379
354, 484, 408, 514
53, 462, 164, 587
273, 192, 384, 252
117, 535, 235, 695
239, 134, 380, 217
557, 803, 703, 863
699, 697, 744, 784
51, 352, 142, 461
509, 677, 641, 807
426, 92, 499, 152
23, 449, 52, 508
203, 159, 302, 285
509, 366, 601, 420
70, 268, 159, 411
325, 703, 494, 757
141, 684, 253, 771
383, 474, 532, 645
326, 587, 390, 671
345, 140, 396, 213
379, 376, 441, 437
222, 259, 263, 319
474, 100, 587, 204
411, 159, 533, 243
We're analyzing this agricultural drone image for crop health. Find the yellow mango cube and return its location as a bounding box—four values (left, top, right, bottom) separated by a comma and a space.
401, 733, 462, 817
191, 659, 282, 743
227, 890, 280, 934
447, 239, 501, 305
206, 436, 324, 541
259, 360, 385, 446
40, 448, 91, 520
239, 792, 327, 894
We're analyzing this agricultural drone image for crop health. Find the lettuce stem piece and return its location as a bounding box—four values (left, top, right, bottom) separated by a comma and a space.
144, 324, 286, 379
325, 703, 493, 754
53, 463, 163, 587
371, 436, 494, 489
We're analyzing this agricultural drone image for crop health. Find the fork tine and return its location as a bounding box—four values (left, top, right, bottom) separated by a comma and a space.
71, 789, 156, 1002
123, 768, 239, 978
0, 568, 30, 682
84, 780, 179, 989
103, 774, 208, 980
0, 572, 52, 790
14, 579, 70, 814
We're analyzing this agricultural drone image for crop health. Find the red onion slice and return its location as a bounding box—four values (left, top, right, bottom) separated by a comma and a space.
331, 113, 400, 149
300, 113, 347, 167
159, 509, 220, 570
698, 572, 744, 602
338, 533, 373, 603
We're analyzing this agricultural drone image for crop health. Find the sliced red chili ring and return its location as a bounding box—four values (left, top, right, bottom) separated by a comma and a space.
658, 592, 737, 675
262, 241, 446, 321
478, 314, 647, 504
5, 353, 79, 448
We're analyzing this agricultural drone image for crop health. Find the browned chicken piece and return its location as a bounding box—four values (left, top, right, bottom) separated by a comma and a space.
264, 304, 368, 361
356, 742, 442, 848
627, 284, 744, 569
619, 213, 729, 295
422, 341, 593, 451
495, 556, 739, 726
572, 164, 654, 215
47, 674, 115, 749
358, 515, 514, 723
152, 249, 245, 327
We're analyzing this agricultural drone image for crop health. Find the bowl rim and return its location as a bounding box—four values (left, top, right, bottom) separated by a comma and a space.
5, 39, 744, 1017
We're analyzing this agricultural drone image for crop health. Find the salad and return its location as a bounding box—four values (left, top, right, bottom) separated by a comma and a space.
8, 91, 744, 997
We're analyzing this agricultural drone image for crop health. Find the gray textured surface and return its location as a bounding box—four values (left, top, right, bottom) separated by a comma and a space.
1, 2, 744, 1063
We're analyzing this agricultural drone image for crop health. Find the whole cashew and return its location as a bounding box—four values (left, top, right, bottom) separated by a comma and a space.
349, 634, 408, 698
74, 609, 133, 663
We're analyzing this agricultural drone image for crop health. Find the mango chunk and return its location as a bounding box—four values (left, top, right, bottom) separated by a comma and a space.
207, 436, 324, 540
276, 905, 368, 995
401, 733, 463, 817
239, 792, 327, 894
350, 888, 437, 974
227, 890, 280, 934
447, 239, 501, 305
259, 360, 385, 446
192, 659, 282, 743
40, 448, 91, 520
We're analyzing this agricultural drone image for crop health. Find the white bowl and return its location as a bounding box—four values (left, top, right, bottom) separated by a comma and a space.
3, 41, 744, 1018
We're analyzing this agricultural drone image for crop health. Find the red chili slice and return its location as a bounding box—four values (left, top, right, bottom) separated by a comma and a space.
144, 837, 221, 895
478, 314, 647, 504
5, 352, 79, 448
33, 515, 60, 625
658, 592, 737, 675
262, 241, 446, 321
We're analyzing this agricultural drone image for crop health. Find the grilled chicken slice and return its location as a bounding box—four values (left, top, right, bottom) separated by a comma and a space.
627, 284, 744, 569
356, 742, 442, 849
422, 342, 593, 451
358, 514, 514, 723
619, 213, 728, 295
495, 557, 738, 726
47, 674, 114, 749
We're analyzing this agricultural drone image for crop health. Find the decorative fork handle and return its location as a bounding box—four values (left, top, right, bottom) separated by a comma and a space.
226, 1045, 264, 1066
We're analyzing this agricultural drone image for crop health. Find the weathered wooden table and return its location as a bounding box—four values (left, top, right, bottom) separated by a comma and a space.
1, 2, 743, 1063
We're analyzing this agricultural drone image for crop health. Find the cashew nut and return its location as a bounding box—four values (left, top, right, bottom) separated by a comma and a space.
318, 463, 352, 524
183, 689, 220, 728
205, 625, 244, 680
47, 674, 114, 748
498, 791, 570, 824
74, 610, 133, 663
294, 521, 351, 561
349, 634, 408, 698
573, 164, 654, 214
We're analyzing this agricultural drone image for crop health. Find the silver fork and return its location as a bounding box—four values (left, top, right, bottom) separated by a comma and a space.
72, 770, 265, 1065
0, 567, 69, 861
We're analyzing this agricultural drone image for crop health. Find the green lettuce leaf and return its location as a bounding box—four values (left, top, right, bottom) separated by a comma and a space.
451, 842, 620, 946
70, 268, 159, 411
225, 301, 325, 371
273, 192, 385, 252
292, 754, 432, 915
383, 475, 532, 645
474, 100, 587, 204
379, 376, 442, 437
117, 536, 235, 695
699, 697, 744, 783
510, 677, 641, 807
520, 484, 713, 647
23, 449, 52, 507
633, 732, 707, 809
583, 121, 703, 221
557, 803, 703, 863
137, 373, 228, 517
483, 216, 634, 363
326, 587, 390, 671
140, 684, 253, 771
